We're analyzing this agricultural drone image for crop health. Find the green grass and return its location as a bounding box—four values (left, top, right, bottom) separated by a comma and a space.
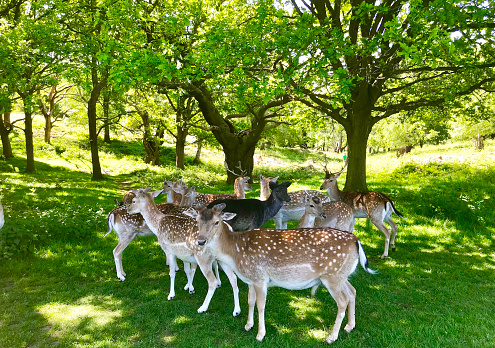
1, 128, 495, 347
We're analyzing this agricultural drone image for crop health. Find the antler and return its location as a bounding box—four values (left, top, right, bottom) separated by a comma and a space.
321, 155, 347, 177
224, 161, 247, 177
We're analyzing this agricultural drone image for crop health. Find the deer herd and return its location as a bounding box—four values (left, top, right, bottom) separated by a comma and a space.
106, 162, 403, 344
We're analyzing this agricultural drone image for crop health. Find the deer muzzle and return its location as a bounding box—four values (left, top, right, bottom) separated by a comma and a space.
197, 235, 207, 246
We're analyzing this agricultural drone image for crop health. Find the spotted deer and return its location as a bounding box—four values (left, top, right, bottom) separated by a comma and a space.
321, 162, 404, 259
106, 181, 196, 281
127, 188, 241, 317
185, 203, 376, 344
195, 162, 252, 206
297, 196, 355, 232
259, 175, 330, 229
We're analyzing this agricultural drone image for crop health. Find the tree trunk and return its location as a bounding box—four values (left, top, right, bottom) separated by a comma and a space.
0, 112, 13, 159
88, 73, 105, 180
342, 105, 374, 192
103, 89, 111, 143
44, 116, 52, 144
193, 139, 202, 165
22, 96, 35, 173
175, 126, 187, 169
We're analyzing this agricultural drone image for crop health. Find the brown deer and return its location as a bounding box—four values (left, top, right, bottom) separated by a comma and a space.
321, 162, 404, 259
184, 203, 376, 344
127, 188, 241, 317
195, 162, 252, 206
297, 196, 354, 232
106, 180, 196, 281
259, 175, 330, 229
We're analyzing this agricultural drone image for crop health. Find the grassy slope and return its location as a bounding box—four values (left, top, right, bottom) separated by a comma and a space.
0, 125, 494, 347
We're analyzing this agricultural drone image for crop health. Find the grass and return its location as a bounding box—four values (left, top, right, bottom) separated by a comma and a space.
1, 124, 495, 347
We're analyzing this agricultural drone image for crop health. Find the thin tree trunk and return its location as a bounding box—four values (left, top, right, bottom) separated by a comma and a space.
0, 112, 13, 158
192, 139, 202, 165
44, 116, 52, 144
23, 96, 35, 173
88, 71, 105, 180
175, 126, 187, 169
103, 89, 111, 143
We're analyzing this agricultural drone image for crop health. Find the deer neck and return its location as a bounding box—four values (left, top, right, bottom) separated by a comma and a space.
259, 184, 271, 201
138, 199, 164, 235
261, 193, 284, 223
297, 212, 316, 228
234, 182, 244, 199
325, 183, 342, 202
165, 192, 174, 203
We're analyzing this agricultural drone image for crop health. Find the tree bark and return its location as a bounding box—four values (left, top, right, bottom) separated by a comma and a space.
0, 112, 13, 159
44, 116, 52, 144
22, 96, 35, 173
103, 88, 111, 143
88, 67, 105, 180
175, 125, 187, 169
192, 139, 202, 165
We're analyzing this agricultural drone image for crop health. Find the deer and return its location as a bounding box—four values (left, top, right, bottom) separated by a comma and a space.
106, 181, 196, 281
321, 161, 404, 259
259, 175, 330, 229
207, 180, 291, 231
195, 162, 252, 206
297, 196, 355, 233
184, 203, 376, 344
126, 188, 241, 317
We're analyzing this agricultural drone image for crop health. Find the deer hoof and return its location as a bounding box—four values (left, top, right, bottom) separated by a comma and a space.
197, 305, 207, 313
167, 295, 175, 301
232, 309, 240, 317
189, 289, 195, 295
344, 323, 355, 333
117, 275, 126, 281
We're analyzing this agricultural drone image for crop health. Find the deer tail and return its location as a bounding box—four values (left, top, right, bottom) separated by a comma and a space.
106, 213, 114, 236
357, 240, 377, 275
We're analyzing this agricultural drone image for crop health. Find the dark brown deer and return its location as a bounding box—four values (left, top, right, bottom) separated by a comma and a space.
207, 180, 291, 231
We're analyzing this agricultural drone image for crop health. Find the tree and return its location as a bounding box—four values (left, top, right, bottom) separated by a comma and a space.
37, 83, 72, 144
0, 0, 63, 172
273, 0, 495, 190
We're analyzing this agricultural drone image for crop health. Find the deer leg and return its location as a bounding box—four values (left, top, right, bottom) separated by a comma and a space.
196, 257, 219, 313
254, 283, 268, 341
385, 215, 398, 251
112, 233, 137, 281
182, 262, 196, 294
166, 254, 178, 300
213, 260, 221, 288
245, 284, 256, 332
343, 280, 356, 333
371, 218, 392, 259
166, 254, 180, 272
273, 212, 283, 229
220, 263, 241, 316
320, 276, 349, 344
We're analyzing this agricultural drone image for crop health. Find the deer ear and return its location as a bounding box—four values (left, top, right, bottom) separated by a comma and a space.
221, 212, 236, 221
183, 207, 198, 219
131, 189, 139, 195
151, 189, 163, 198
268, 181, 277, 190
283, 181, 292, 187
212, 203, 226, 213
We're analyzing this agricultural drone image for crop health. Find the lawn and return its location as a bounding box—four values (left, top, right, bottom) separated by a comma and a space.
1, 135, 494, 347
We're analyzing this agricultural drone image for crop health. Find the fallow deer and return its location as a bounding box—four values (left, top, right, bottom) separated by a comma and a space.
184, 203, 376, 344
207, 180, 291, 231
259, 175, 330, 229
106, 182, 196, 281
195, 162, 252, 206
127, 188, 241, 317
297, 196, 355, 232
321, 162, 404, 258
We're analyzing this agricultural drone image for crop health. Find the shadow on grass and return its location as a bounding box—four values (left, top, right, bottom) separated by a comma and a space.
1, 231, 494, 347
